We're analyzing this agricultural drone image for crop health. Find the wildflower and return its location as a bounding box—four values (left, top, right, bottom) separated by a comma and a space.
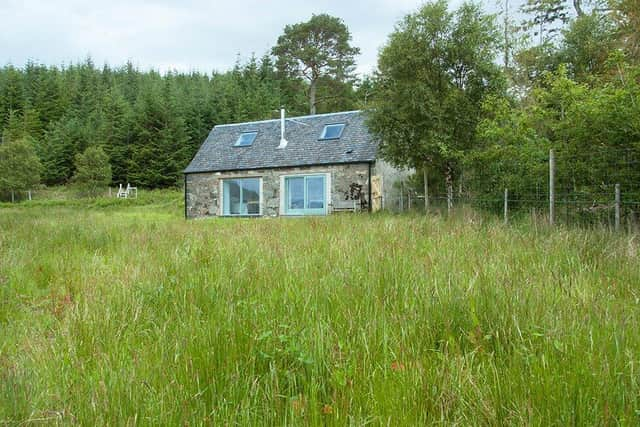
292, 395, 306, 414
391, 361, 405, 372
322, 404, 333, 415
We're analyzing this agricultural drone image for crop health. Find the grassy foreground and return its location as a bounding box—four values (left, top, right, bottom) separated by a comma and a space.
1, 192, 639, 425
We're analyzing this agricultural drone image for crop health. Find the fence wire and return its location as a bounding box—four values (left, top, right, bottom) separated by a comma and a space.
382, 148, 640, 232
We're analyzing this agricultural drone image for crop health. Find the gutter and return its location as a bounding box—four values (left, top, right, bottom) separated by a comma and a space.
183, 160, 376, 175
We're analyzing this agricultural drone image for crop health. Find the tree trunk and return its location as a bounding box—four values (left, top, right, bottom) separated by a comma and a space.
504, 0, 510, 70
445, 166, 453, 214
11, 190, 15, 203
573, 0, 584, 16
309, 78, 317, 115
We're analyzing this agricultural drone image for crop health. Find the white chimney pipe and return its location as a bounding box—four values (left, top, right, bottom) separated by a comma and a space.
278, 108, 288, 149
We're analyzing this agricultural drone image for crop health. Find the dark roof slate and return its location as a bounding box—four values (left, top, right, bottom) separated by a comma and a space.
184, 110, 378, 173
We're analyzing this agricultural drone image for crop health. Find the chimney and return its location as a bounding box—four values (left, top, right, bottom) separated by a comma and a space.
277, 108, 288, 149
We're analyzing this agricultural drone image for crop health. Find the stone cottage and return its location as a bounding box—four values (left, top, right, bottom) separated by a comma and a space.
184, 110, 409, 218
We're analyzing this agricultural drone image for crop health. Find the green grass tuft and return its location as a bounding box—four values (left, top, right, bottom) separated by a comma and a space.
1, 194, 639, 425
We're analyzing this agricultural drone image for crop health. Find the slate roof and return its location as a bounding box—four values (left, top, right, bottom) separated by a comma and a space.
184, 110, 379, 173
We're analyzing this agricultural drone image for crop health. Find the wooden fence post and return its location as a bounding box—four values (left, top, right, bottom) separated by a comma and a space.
549, 149, 555, 226
28, 190, 32, 201
504, 188, 509, 224
615, 183, 621, 232
424, 169, 429, 213
399, 181, 404, 212
408, 191, 412, 210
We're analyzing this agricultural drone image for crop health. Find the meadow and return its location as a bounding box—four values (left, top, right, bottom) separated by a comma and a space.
1, 191, 639, 425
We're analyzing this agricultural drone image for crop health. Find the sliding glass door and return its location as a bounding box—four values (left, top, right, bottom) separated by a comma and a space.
222, 178, 261, 216
284, 175, 326, 215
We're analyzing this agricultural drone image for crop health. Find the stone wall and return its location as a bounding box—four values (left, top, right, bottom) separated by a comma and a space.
185, 163, 372, 218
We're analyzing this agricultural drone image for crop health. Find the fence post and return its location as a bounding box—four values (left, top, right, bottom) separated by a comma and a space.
549, 149, 555, 226
504, 188, 509, 224
615, 183, 621, 232
408, 191, 412, 210
28, 190, 32, 201
399, 181, 404, 212
424, 169, 429, 213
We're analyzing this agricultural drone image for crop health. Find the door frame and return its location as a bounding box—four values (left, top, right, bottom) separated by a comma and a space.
279, 173, 331, 216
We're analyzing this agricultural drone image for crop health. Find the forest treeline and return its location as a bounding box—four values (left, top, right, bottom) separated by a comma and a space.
1, 0, 639, 205
0, 54, 362, 189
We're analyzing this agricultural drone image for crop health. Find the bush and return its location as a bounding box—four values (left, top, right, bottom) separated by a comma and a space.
72, 146, 112, 197
0, 136, 42, 202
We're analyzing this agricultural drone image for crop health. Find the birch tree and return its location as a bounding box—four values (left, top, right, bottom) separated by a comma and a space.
367, 0, 503, 206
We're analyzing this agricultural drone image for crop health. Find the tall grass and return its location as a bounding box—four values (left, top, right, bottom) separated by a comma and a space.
1, 194, 639, 425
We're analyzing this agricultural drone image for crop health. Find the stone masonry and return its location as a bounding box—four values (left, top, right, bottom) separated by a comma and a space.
185, 163, 371, 218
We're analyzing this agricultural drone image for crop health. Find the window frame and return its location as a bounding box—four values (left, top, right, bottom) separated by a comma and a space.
280, 173, 330, 216
318, 123, 346, 140
234, 131, 258, 147
220, 177, 263, 217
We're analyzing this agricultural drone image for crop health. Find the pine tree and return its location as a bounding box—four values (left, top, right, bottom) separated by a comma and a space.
0, 66, 25, 134
272, 14, 360, 114
41, 116, 90, 184
97, 87, 132, 184
33, 66, 64, 128
21, 106, 43, 140
2, 110, 24, 143
129, 82, 189, 188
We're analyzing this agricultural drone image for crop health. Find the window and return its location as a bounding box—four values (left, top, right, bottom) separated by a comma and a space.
319, 124, 345, 140
235, 132, 257, 147
222, 178, 261, 215
284, 175, 326, 215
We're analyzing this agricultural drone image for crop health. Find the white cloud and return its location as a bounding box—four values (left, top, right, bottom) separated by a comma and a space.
1, 0, 477, 75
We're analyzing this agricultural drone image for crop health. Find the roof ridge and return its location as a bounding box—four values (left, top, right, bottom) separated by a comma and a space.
213, 110, 362, 128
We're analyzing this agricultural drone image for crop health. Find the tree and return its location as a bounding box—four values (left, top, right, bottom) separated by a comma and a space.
368, 0, 503, 205
97, 87, 132, 184
2, 110, 24, 143
272, 14, 360, 115
72, 146, 112, 196
0, 66, 24, 134
520, 0, 571, 45
128, 82, 190, 188
0, 52, 360, 190
610, 0, 640, 61
0, 136, 42, 202
560, 12, 617, 79
41, 116, 91, 184
466, 64, 640, 208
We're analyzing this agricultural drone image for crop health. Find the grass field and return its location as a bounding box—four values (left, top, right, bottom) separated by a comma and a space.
1, 191, 639, 425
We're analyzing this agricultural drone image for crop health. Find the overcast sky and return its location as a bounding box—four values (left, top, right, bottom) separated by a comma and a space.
1, 0, 502, 76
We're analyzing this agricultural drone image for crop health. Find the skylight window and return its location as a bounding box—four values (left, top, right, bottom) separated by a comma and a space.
319, 123, 345, 140
235, 131, 257, 147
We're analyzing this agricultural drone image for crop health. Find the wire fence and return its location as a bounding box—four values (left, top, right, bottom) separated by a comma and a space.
379, 148, 640, 233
